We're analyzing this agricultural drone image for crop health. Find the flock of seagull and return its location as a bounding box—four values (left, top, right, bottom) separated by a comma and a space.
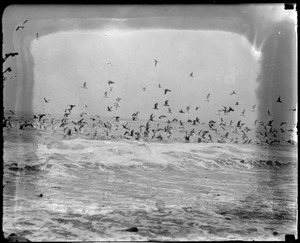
3, 68, 297, 145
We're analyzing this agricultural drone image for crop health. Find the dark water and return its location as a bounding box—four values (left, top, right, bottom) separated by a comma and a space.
2, 114, 298, 241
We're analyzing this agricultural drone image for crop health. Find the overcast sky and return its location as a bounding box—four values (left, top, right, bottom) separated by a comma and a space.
2, 4, 297, 127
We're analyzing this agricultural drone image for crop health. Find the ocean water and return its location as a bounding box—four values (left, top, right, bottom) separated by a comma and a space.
2, 113, 298, 241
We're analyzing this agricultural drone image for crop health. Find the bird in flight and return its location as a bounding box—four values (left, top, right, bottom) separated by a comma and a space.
196, 106, 201, 110
116, 97, 122, 102
240, 109, 245, 117
104, 91, 108, 98
235, 102, 239, 106
289, 108, 296, 111
189, 72, 194, 77
108, 80, 114, 85
179, 109, 185, 114
9, 110, 15, 115
153, 103, 158, 110
16, 20, 28, 31
158, 84, 162, 88
154, 59, 159, 67
276, 96, 282, 103
268, 110, 272, 116
230, 91, 237, 95
164, 89, 171, 95
36, 33, 39, 39
168, 108, 172, 114
186, 106, 190, 113
250, 105, 256, 112
44, 98, 50, 103
163, 100, 169, 107
82, 82, 87, 89
149, 113, 155, 121
107, 106, 112, 112
205, 93, 210, 102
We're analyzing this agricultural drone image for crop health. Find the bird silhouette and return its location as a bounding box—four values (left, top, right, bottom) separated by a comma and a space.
268, 110, 272, 116
108, 80, 114, 85
276, 96, 282, 103
107, 106, 112, 112
154, 59, 159, 67
164, 89, 171, 95
104, 91, 108, 98
158, 84, 162, 88
82, 82, 87, 89
230, 91, 237, 95
205, 93, 210, 102
9, 110, 15, 115
163, 100, 169, 106
153, 103, 158, 110
189, 72, 194, 77
168, 108, 172, 114
36, 33, 39, 39
240, 109, 245, 117
16, 20, 28, 31
149, 113, 155, 121
196, 106, 201, 110
250, 105, 256, 112
44, 98, 50, 103
289, 108, 296, 111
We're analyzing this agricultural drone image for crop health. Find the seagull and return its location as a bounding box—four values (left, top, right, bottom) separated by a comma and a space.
149, 113, 155, 121
189, 72, 194, 77
108, 80, 114, 85
44, 98, 50, 103
230, 91, 237, 95
268, 110, 272, 116
154, 59, 159, 67
164, 89, 171, 95
82, 82, 87, 89
36, 33, 39, 39
116, 97, 122, 102
141, 86, 146, 91
250, 105, 256, 112
186, 106, 190, 113
289, 108, 296, 111
114, 102, 120, 110
104, 91, 108, 98
168, 108, 172, 114
280, 122, 287, 126
236, 102, 239, 106
196, 106, 201, 110
205, 93, 210, 102
109, 86, 113, 92
159, 115, 167, 119
107, 106, 112, 112
163, 100, 169, 106
158, 84, 162, 88
179, 109, 185, 114
276, 96, 282, 103
153, 103, 158, 110
240, 109, 245, 117
16, 20, 28, 31
9, 110, 15, 115
67, 105, 76, 109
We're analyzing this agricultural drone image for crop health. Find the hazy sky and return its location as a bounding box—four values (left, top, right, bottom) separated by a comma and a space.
2, 4, 297, 127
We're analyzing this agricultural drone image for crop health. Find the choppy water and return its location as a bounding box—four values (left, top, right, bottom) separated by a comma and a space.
2, 115, 298, 241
